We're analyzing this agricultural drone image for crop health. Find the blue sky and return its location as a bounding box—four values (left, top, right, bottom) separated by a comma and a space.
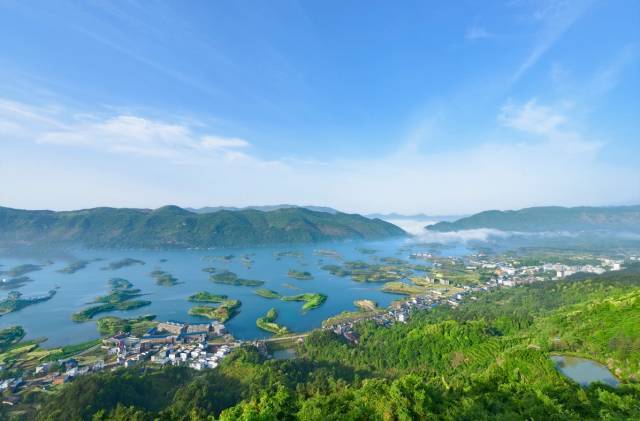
1, 0, 638, 214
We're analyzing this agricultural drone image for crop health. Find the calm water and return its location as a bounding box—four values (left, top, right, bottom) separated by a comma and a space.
271, 348, 297, 360
551, 355, 619, 387
0, 238, 469, 348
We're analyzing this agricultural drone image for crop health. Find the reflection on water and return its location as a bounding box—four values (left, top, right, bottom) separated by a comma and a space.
551, 355, 619, 387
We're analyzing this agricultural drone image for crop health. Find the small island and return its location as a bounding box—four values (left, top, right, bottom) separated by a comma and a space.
0, 290, 57, 316
189, 299, 241, 322
101, 258, 145, 271
322, 260, 410, 283
357, 248, 378, 254
72, 279, 150, 322
354, 299, 378, 311
281, 293, 327, 311
0, 276, 34, 290
1, 264, 43, 277
210, 270, 264, 287
256, 308, 290, 335
202, 267, 217, 274
241, 255, 254, 267
150, 270, 180, 286
275, 251, 304, 259
188, 291, 228, 303
108, 278, 133, 290
314, 249, 343, 260
287, 269, 313, 280
57, 260, 91, 274
254, 288, 281, 299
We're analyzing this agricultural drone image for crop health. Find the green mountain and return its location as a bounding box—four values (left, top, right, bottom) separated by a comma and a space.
426, 205, 640, 233
0, 205, 405, 249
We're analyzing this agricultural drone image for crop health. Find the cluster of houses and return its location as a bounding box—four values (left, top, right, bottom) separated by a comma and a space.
101, 320, 232, 370
327, 288, 468, 345
8, 320, 234, 393
12, 357, 107, 390
149, 342, 234, 370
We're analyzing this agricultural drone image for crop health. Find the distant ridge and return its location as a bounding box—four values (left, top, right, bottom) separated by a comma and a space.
0, 205, 405, 249
367, 213, 464, 221
425, 205, 640, 233
186, 204, 339, 214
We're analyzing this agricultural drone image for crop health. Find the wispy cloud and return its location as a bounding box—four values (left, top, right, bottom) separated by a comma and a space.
0, 100, 255, 164
499, 98, 566, 135
465, 25, 493, 41
588, 43, 639, 97
512, 0, 595, 82
498, 98, 602, 153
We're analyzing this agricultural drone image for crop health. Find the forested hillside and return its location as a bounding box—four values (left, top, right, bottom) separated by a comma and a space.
0, 206, 405, 249
10, 267, 638, 420
426, 205, 640, 233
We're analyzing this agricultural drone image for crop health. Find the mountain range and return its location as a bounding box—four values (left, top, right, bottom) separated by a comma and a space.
426, 205, 640, 233
0, 205, 405, 249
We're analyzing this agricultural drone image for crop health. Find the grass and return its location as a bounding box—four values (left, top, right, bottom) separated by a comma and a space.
189, 300, 241, 322
281, 293, 327, 311
97, 315, 157, 336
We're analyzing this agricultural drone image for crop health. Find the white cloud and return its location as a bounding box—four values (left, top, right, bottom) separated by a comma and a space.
200, 135, 249, 150
465, 25, 492, 41
498, 99, 565, 135
0, 103, 254, 163
497, 98, 602, 154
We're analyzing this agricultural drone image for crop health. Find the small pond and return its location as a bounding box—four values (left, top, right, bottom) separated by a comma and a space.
551, 355, 618, 387
271, 347, 297, 360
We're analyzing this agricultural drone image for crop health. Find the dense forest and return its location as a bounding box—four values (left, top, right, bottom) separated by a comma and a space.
4, 267, 639, 420
0, 206, 405, 249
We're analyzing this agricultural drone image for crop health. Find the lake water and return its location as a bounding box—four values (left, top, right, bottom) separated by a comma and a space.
0, 238, 469, 348
551, 355, 619, 387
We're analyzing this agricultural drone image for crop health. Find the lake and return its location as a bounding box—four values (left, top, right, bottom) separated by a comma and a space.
550, 355, 619, 387
0, 238, 469, 347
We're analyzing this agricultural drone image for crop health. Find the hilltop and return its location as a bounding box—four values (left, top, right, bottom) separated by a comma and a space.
426, 205, 640, 233
187, 204, 339, 214
0, 205, 405, 249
